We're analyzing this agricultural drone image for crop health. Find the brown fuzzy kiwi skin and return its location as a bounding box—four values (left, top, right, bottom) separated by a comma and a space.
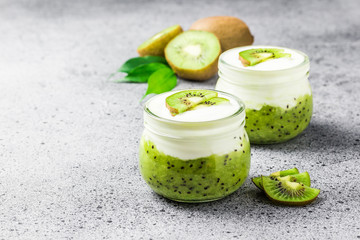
262, 176, 320, 206
239, 55, 250, 67
165, 102, 178, 116
164, 31, 221, 81
190, 16, 254, 52
137, 25, 183, 57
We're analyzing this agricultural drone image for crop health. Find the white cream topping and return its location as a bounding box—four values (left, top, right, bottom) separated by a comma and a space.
143, 90, 246, 160
222, 46, 305, 71
142, 129, 246, 160
147, 91, 240, 122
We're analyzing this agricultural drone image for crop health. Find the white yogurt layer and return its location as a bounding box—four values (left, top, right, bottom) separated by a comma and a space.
216, 78, 312, 110
147, 90, 240, 122
221, 46, 305, 71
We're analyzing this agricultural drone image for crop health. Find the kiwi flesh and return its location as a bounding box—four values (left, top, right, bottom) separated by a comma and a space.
137, 25, 183, 57
270, 167, 299, 177
252, 177, 263, 191
239, 48, 291, 67
262, 176, 320, 206
166, 90, 218, 116
276, 172, 311, 187
252, 167, 299, 190
165, 31, 221, 81
190, 97, 230, 110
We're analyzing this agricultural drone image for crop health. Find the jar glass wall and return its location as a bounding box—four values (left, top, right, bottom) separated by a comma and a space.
216, 46, 313, 144
139, 90, 251, 203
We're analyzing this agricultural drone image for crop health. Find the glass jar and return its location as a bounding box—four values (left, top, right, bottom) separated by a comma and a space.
139, 90, 250, 203
216, 46, 312, 144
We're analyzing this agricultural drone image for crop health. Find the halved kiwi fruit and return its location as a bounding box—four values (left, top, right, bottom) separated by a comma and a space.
262, 176, 320, 206
239, 48, 291, 67
137, 25, 183, 57
190, 97, 230, 110
165, 90, 218, 116
252, 167, 299, 190
165, 31, 221, 81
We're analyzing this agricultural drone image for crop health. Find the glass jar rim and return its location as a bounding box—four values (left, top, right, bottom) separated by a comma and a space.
219, 45, 309, 74
144, 89, 245, 125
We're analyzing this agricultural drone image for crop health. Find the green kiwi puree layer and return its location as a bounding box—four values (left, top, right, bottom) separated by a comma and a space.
139, 137, 251, 202
245, 94, 313, 144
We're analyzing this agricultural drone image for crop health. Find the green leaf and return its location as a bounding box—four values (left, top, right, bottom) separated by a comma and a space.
141, 68, 177, 100
116, 63, 168, 83
119, 56, 168, 73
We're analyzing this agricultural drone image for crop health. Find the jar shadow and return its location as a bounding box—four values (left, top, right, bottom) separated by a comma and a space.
253, 120, 360, 157
154, 182, 321, 218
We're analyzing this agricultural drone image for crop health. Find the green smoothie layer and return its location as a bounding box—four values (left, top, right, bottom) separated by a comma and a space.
139, 135, 251, 202
245, 94, 313, 144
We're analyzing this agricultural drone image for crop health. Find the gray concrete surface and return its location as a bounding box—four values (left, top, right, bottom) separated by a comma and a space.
1, 0, 359, 239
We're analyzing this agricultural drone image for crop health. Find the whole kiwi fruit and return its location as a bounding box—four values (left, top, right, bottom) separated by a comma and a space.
190, 16, 254, 52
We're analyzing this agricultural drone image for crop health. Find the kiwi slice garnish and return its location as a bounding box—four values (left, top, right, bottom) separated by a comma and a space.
238, 48, 291, 67
165, 90, 218, 116
165, 31, 221, 81
252, 167, 299, 190
137, 25, 183, 57
190, 97, 230, 110
262, 176, 320, 206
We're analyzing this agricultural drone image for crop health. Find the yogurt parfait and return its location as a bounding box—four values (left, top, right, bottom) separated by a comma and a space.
139, 89, 250, 202
216, 46, 312, 144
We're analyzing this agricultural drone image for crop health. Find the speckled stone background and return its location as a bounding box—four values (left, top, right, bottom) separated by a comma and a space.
1, 0, 359, 239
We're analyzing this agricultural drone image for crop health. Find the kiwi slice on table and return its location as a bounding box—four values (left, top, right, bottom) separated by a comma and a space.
262, 176, 320, 206
137, 25, 183, 57
238, 48, 291, 67
269, 167, 299, 177
253, 172, 310, 191
252, 167, 299, 190
190, 97, 230, 110
164, 30, 221, 81
252, 177, 263, 190
165, 90, 218, 116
